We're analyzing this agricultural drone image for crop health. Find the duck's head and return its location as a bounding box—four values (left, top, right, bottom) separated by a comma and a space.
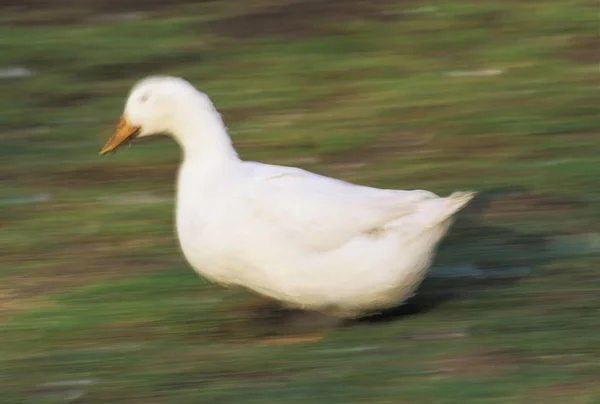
100, 76, 216, 155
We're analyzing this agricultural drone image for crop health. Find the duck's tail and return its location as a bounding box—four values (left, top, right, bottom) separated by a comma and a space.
383, 190, 476, 235
421, 191, 476, 228
446, 191, 476, 215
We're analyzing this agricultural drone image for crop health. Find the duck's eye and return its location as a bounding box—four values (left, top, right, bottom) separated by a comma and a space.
140, 93, 150, 103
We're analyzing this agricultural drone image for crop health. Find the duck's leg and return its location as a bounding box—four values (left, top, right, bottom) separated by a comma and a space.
238, 296, 342, 343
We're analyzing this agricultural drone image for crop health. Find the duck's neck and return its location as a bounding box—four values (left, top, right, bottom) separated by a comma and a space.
171, 106, 239, 168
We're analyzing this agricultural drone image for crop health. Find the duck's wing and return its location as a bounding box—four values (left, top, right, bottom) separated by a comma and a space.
243, 163, 438, 252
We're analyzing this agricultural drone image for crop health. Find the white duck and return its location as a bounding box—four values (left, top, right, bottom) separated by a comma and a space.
100, 76, 474, 318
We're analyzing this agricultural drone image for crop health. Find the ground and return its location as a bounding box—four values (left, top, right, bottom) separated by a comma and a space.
1, 0, 599, 402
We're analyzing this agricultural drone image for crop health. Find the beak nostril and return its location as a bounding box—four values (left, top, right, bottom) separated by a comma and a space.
99, 115, 141, 156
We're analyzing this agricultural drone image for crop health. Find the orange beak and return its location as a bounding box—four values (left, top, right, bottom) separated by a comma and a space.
99, 116, 141, 155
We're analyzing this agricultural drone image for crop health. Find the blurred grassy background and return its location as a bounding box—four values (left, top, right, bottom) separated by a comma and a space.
1, 0, 599, 402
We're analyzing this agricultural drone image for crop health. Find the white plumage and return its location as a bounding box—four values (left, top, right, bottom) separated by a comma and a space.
102, 76, 475, 317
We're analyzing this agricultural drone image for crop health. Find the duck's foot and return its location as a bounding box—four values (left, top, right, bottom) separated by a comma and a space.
340, 298, 431, 326
240, 297, 342, 343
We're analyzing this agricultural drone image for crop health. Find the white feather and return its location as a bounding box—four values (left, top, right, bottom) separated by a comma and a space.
118, 76, 475, 317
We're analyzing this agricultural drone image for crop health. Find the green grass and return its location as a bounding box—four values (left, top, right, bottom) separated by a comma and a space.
1, 0, 599, 402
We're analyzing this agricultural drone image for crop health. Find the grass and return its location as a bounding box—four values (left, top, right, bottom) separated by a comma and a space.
1, 0, 599, 402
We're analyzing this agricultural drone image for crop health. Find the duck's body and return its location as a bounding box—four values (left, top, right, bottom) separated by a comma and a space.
101, 76, 474, 318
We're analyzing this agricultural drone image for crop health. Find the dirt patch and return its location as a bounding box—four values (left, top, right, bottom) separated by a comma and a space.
153, 364, 303, 392
237, 297, 339, 331
430, 349, 531, 378
46, 162, 177, 188
537, 379, 598, 398
482, 192, 583, 218
0, 0, 206, 13
561, 36, 600, 63
0, 258, 164, 319
464, 9, 510, 29
322, 130, 435, 164
99, 320, 173, 344
517, 146, 590, 161
220, 106, 268, 125
515, 133, 600, 161
79, 51, 204, 80
537, 289, 599, 308
79, 61, 148, 81
31, 90, 98, 108
207, 0, 400, 39
3, 216, 178, 300
0, 287, 59, 320
0, 0, 210, 26
8, 247, 176, 299
435, 134, 513, 160
189, 296, 341, 343
1, 245, 179, 319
